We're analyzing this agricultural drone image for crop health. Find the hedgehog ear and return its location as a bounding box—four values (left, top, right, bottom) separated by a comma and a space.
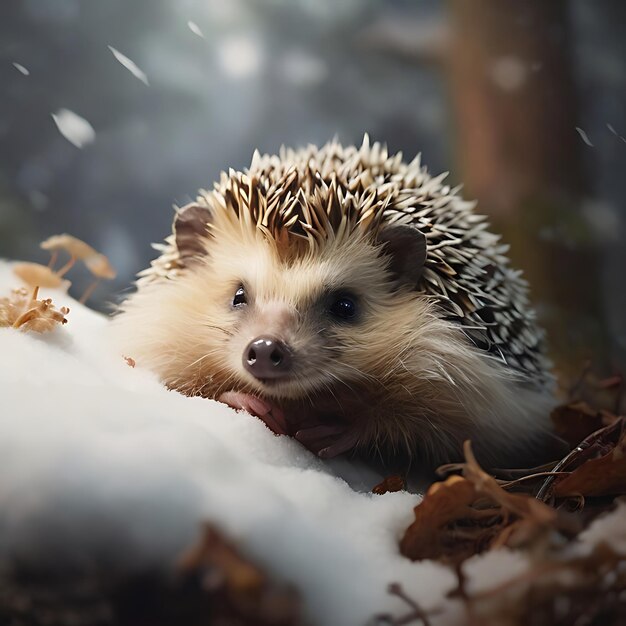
174, 203, 213, 264
377, 224, 427, 289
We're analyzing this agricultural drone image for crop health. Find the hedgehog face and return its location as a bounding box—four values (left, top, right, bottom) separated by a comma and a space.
191, 228, 403, 404
125, 194, 424, 453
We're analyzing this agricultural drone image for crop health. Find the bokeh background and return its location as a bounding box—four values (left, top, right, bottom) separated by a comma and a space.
1, 0, 625, 378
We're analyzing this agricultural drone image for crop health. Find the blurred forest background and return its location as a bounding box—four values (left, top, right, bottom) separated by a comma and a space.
0, 0, 624, 379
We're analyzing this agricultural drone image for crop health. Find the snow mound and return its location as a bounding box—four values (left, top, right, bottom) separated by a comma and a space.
2, 259, 624, 624
0, 260, 454, 625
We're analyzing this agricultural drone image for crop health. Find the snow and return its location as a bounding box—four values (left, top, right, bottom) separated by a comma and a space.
187, 20, 205, 39
575, 126, 594, 147
12, 62, 30, 76
2, 258, 624, 624
578, 500, 626, 554
108, 46, 149, 85
607, 122, 626, 143
51, 108, 96, 148
216, 34, 264, 79
0, 260, 452, 624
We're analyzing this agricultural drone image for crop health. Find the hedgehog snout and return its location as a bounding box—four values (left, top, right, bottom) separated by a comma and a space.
243, 337, 293, 381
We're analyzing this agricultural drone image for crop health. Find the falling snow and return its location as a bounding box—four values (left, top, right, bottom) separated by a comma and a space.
51, 108, 96, 148
187, 20, 205, 39
108, 46, 149, 85
217, 35, 264, 79
12, 62, 30, 76
575, 127, 594, 147
607, 123, 626, 144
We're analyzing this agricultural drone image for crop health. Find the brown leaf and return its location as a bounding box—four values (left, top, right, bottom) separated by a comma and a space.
372, 474, 406, 495
399, 475, 495, 562
551, 401, 617, 449
0, 286, 69, 333
462, 540, 626, 626
178, 524, 303, 626
400, 443, 567, 564
462, 442, 558, 527
553, 425, 626, 498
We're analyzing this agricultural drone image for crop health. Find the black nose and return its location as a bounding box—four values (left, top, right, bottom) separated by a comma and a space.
243, 337, 293, 380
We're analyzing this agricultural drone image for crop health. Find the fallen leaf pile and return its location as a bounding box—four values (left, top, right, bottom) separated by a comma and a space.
0, 286, 69, 333
382, 368, 626, 625
453, 538, 626, 626
399, 442, 577, 564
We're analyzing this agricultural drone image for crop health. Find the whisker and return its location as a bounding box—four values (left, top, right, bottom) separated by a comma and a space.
204, 324, 234, 337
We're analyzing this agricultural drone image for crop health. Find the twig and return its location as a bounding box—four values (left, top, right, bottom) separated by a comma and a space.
536, 419, 624, 501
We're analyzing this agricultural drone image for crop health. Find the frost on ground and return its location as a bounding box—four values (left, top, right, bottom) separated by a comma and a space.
1, 258, 625, 625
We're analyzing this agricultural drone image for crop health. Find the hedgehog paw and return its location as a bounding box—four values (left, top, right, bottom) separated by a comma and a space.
218, 391, 288, 435
295, 424, 361, 458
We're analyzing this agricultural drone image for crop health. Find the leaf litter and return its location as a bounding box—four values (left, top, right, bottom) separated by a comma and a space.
381, 364, 626, 625
0, 286, 69, 333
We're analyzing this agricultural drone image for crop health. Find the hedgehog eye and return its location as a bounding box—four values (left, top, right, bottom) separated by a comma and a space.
329, 295, 357, 321
232, 286, 247, 308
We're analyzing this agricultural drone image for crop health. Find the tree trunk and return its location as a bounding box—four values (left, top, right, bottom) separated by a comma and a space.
446, 0, 608, 382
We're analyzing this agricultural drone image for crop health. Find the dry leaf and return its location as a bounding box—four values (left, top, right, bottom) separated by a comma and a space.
459, 540, 626, 626
553, 422, 626, 498
462, 442, 558, 527
400, 475, 491, 562
179, 525, 265, 593
178, 524, 304, 625
0, 287, 69, 333
551, 401, 618, 449
400, 443, 567, 563
373, 474, 406, 495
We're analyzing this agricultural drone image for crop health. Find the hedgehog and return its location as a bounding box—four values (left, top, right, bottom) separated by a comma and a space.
111, 136, 554, 468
